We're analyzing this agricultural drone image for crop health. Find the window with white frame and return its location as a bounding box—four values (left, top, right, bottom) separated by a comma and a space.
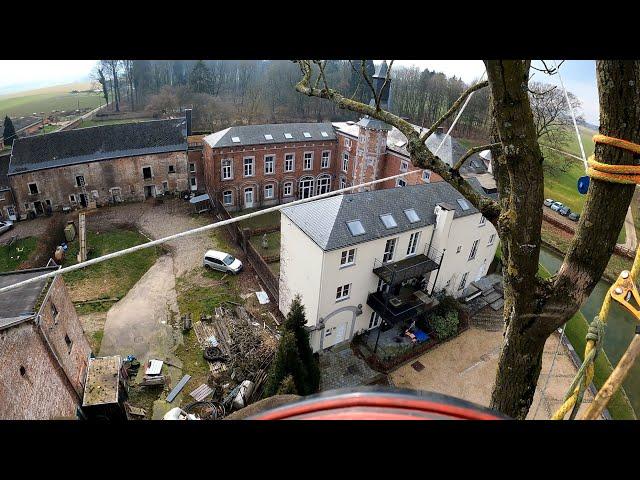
369, 311, 381, 329
396, 178, 407, 187
284, 153, 294, 172
321, 151, 330, 169
316, 175, 331, 195
75, 175, 85, 187
336, 283, 351, 301
303, 152, 313, 170
243, 157, 254, 177
479, 215, 486, 226
223, 190, 233, 205
189, 163, 196, 173
264, 155, 275, 174
283, 182, 293, 197
69, 194, 77, 203
383, 238, 397, 263
400, 160, 409, 172
28, 183, 39, 195
340, 248, 356, 267
407, 232, 420, 256
422, 170, 431, 183
458, 272, 469, 291
340, 176, 347, 189
299, 177, 314, 199
222, 159, 233, 180
264, 184, 274, 199
342, 152, 349, 172
344, 138, 352, 148
468, 239, 479, 260
488, 233, 496, 246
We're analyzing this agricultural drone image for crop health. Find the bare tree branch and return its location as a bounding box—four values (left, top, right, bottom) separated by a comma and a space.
452, 143, 501, 171
294, 60, 500, 222
418, 80, 489, 143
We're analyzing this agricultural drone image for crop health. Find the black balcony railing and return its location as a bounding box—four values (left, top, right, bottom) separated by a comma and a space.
367, 289, 437, 324
373, 253, 439, 286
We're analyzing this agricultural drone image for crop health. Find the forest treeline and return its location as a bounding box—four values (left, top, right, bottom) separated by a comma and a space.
95, 60, 492, 138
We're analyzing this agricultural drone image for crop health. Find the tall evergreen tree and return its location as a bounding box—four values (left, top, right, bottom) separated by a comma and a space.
263, 295, 320, 397
3, 116, 17, 147
189, 60, 213, 94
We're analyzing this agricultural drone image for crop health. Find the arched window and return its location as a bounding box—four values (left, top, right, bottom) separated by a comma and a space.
299, 176, 315, 199
283, 181, 293, 197
316, 174, 331, 195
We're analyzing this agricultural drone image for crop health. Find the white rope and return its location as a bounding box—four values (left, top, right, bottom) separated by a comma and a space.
1, 76, 489, 296
552, 60, 588, 173
0, 168, 426, 295
434, 70, 487, 156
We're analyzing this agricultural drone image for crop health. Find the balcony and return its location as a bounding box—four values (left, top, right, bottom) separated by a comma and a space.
373, 253, 440, 287
367, 287, 439, 324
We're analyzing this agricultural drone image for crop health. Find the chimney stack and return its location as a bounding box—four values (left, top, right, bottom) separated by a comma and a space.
185, 108, 192, 136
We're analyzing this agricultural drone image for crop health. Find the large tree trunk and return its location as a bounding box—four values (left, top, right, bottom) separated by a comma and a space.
293, 59, 640, 419
488, 60, 640, 418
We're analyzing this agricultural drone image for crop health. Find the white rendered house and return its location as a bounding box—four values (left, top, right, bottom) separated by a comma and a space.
278, 182, 499, 352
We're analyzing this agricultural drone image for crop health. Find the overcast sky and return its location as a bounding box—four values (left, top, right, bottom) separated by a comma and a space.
0, 59, 600, 124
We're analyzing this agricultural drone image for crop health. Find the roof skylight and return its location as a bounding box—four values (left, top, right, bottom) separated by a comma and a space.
264, 134, 273, 140
456, 198, 470, 211
404, 209, 420, 223
347, 220, 366, 236
321, 131, 329, 137
303, 132, 312, 138
395, 140, 407, 147
284, 133, 293, 139
380, 214, 398, 229
231, 136, 241, 143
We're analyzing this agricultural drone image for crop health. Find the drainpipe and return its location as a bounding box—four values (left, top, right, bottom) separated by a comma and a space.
430, 248, 446, 296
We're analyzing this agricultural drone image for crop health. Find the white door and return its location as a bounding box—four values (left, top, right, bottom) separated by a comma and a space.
476, 259, 487, 281
244, 188, 254, 208
335, 322, 347, 344
6, 206, 17, 221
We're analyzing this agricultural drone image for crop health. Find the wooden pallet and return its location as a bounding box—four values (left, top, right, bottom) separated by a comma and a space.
190, 384, 214, 402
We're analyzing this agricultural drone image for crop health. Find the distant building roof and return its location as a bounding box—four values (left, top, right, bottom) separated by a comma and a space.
282, 182, 478, 251
8, 118, 187, 175
0, 154, 10, 191
466, 175, 499, 201
203, 122, 336, 148
0, 266, 59, 330
6, 116, 42, 134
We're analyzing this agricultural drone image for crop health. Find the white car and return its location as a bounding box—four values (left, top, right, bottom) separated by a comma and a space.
550, 202, 563, 212
203, 249, 243, 274
0, 220, 13, 235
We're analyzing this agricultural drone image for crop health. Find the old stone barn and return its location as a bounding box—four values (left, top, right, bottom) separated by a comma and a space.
6, 118, 192, 219
0, 266, 91, 420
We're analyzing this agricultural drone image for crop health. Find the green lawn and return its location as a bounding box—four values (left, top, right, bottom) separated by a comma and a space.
0, 237, 38, 272
542, 125, 626, 243
250, 231, 280, 257
62, 229, 159, 312
175, 267, 241, 319
0, 88, 103, 120
73, 118, 153, 129
231, 208, 281, 231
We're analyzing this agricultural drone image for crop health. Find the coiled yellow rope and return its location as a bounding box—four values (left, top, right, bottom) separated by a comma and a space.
552, 134, 640, 420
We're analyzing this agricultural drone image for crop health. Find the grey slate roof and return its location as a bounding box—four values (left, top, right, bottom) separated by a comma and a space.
203, 122, 336, 148
282, 182, 479, 251
8, 118, 187, 175
466, 176, 499, 201
0, 266, 58, 330
0, 154, 9, 190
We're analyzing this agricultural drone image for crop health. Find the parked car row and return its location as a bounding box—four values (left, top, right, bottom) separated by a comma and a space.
543, 198, 580, 221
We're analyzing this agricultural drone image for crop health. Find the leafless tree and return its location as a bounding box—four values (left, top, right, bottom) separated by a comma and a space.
294, 59, 640, 419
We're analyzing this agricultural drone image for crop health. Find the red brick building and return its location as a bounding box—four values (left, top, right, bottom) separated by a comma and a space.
0, 265, 92, 420
202, 63, 453, 211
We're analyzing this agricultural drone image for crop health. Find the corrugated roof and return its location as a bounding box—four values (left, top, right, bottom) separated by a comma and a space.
203, 122, 336, 148
0, 266, 59, 329
8, 118, 187, 175
282, 182, 478, 251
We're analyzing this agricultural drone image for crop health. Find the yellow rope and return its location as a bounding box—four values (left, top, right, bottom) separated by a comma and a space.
552, 134, 640, 420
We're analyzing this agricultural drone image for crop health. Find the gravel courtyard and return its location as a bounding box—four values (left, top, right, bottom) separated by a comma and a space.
389, 327, 601, 420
